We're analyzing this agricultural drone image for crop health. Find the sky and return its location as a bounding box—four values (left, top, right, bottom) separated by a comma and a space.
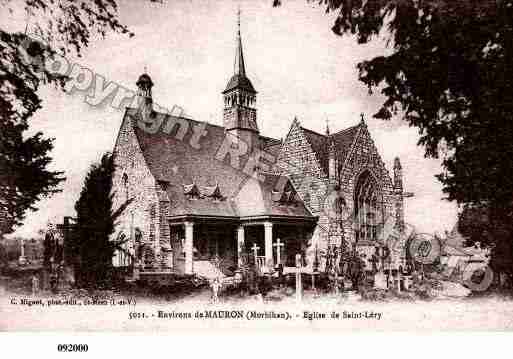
3, 0, 458, 238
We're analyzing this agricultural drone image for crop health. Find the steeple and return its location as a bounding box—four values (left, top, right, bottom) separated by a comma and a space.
223, 8, 256, 95
234, 8, 246, 77
223, 8, 259, 151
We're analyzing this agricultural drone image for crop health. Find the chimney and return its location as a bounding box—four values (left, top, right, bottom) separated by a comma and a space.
136, 73, 153, 119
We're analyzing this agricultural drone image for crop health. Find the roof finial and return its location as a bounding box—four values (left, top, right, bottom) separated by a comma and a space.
360, 112, 365, 124
325, 117, 330, 136
237, 5, 241, 35
233, 5, 246, 76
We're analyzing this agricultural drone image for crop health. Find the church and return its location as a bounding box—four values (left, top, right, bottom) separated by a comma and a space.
111, 18, 408, 278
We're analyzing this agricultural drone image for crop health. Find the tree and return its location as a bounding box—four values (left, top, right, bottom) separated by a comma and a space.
458, 204, 513, 282
0, 242, 7, 268
70, 153, 131, 288
274, 0, 513, 270
0, 1, 156, 236
458, 204, 493, 248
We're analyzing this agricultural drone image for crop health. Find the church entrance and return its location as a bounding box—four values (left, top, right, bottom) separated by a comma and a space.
169, 220, 239, 276
193, 223, 237, 273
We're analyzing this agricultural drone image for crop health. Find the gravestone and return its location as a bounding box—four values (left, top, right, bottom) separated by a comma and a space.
18, 238, 27, 266
403, 275, 412, 291
210, 277, 222, 304
31, 274, 40, 295
251, 243, 260, 266
273, 238, 284, 267
374, 271, 387, 290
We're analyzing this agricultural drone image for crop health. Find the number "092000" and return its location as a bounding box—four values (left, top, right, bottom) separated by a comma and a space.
57, 344, 88, 352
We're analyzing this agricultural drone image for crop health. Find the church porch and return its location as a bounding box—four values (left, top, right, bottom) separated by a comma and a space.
168, 216, 239, 277
166, 216, 316, 278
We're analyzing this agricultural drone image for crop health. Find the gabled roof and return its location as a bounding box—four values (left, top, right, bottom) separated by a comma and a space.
125, 108, 313, 220
261, 136, 282, 157
234, 172, 313, 218
300, 124, 360, 175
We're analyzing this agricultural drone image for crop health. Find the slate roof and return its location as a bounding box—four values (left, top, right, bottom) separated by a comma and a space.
222, 28, 256, 94
223, 74, 256, 94
261, 136, 282, 157
301, 124, 360, 175
126, 109, 313, 220
234, 173, 313, 218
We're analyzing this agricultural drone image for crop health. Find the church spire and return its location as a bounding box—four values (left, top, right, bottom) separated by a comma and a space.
234, 7, 246, 77
223, 8, 255, 95
222, 7, 259, 150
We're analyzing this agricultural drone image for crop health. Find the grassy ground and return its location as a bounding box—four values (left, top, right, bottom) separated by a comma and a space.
2, 282, 513, 331
2, 264, 513, 331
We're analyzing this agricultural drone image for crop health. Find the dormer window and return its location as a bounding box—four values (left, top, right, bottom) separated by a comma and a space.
272, 188, 298, 206
183, 183, 200, 200
201, 184, 224, 202
157, 180, 169, 191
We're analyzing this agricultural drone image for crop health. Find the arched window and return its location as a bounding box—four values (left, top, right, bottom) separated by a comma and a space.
354, 171, 381, 242
122, 173, 128, 202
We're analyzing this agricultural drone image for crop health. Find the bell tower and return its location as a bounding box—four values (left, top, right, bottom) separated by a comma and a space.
222, 9, 259, 151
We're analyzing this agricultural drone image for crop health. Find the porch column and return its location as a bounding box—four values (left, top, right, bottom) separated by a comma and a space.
264, 222, 273, 267
237, 225, 245, 267
184, 221, 194, 274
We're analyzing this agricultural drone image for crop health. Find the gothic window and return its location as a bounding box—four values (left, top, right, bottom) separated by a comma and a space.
122, 173, 129, 202
354, 171, 381, 242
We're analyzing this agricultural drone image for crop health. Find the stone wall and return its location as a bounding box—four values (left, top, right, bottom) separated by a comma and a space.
337, 123, 396, 244
275, 119, 399, 265
111, 112, 163, 268
274, 119, 330, 251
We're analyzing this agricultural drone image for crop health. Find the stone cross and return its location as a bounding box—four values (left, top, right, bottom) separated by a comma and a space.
251, 243, 260, 263
20, 238, 25, 258
273, 238, 285, 266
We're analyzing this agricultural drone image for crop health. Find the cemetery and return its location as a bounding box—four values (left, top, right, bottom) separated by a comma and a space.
0, 216, 493, 307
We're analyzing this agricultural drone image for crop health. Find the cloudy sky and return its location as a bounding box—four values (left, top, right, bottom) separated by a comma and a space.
4, 0, 458, 237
